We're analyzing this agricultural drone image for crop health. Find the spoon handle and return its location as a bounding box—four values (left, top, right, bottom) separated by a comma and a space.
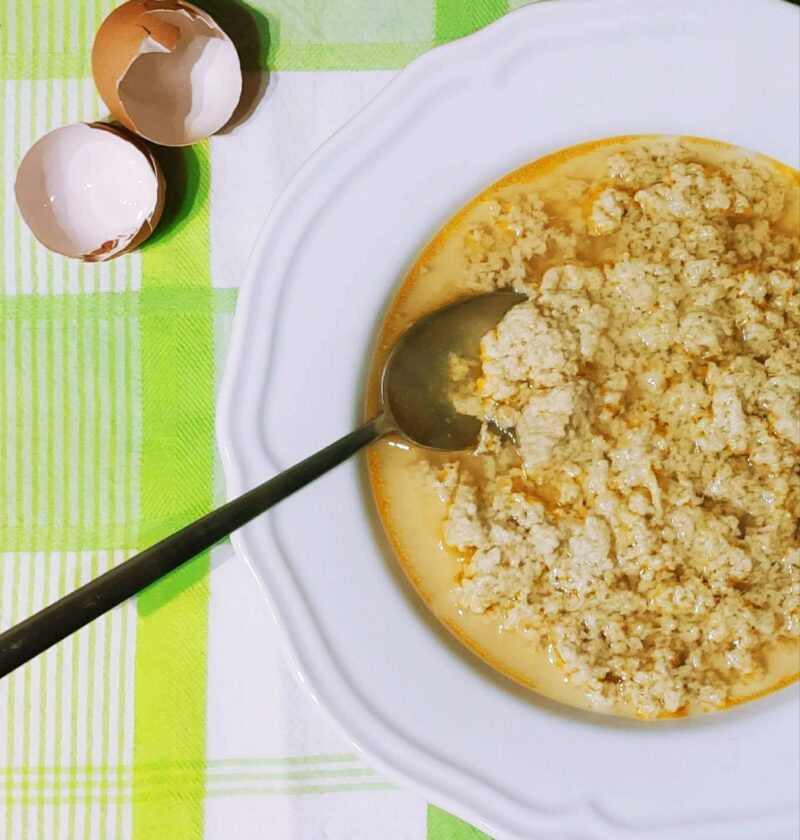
0, 416, 388, 679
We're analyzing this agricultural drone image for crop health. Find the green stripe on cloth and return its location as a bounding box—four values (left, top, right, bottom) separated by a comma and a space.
0, 288, 238, 321
133, 142, 214, 839
1, 783, 398, 807
268, 41, 432, 71
0, 754, 392, 805
435, 0, 509, 43
0, 0, 532, 78
428, 805, 493, 839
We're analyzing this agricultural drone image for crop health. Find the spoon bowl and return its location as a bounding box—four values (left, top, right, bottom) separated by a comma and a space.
380, 291, 526, 450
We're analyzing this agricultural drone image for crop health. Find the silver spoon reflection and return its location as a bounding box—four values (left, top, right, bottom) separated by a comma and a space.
0, 291, 526, 677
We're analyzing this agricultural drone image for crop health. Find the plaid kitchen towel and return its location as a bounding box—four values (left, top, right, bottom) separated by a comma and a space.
0, 1, 540, 838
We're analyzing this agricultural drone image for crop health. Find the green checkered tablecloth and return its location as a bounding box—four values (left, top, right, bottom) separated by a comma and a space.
0, 1, 547, 838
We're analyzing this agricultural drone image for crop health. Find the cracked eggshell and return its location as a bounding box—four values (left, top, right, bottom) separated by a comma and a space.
92, 0, 242, 147
15, 122, 165, 261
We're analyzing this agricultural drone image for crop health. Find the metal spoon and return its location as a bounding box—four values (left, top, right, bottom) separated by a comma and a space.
0, 290, 525, 677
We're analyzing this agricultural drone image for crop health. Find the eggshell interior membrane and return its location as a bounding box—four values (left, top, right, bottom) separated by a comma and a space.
15, 124, 161, 260
102, 4, 241, 146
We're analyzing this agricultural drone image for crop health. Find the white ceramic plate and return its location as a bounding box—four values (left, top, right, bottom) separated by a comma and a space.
218, 1, 800, 837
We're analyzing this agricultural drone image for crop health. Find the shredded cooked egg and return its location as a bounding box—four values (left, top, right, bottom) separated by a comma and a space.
372, 137, 800, 718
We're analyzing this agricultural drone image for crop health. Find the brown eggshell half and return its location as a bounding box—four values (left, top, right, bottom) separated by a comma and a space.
15, 121, 165, 261
91, 0, 242, 147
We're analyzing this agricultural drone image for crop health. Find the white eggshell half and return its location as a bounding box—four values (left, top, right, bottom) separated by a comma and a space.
15, 123, 162, 261
94, 2, 242, 146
